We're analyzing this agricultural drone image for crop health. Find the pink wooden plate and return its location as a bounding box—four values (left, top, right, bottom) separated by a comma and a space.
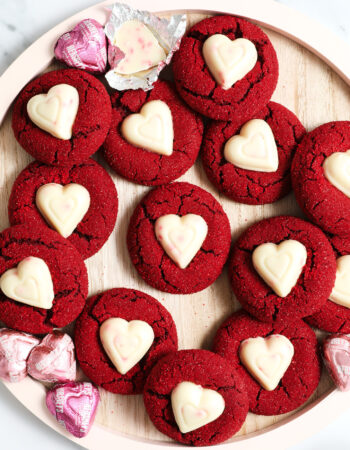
1, 0, 350, 449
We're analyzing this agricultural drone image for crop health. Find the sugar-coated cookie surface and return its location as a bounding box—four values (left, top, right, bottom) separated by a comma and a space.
127, 182, 231, 294
74, 288, 178, 395
202, 102, 306, 204
103, 81, 203, 186
12, 69, 111, 166
143, 349, 249, 446
0, 224, 88, 334
306, 233, 350, 333
172, 15, 278, 121
8, 159, 118, 260
229, 215, 336, 323
292, 121, 350, 237
213, 311, 321, 415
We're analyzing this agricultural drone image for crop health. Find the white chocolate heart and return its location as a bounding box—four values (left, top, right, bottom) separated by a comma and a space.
224, 119, 278, 172
252, 240, 307, 297
0, 257, 54, 309
239, 335, 294, 391
99, 318, 154, 375
329, 255, 350, 308
121, 100, 173, 156
113, 20, 166, 75
171, 381, 225, 433
202, 35, 257, 90
27, 84, 79, 140
36, 183, 90, 238
155, 214, 208, 269
323, 150, 350, 198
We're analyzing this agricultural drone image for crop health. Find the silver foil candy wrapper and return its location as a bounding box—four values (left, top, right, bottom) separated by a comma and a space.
104, 2, 186, 91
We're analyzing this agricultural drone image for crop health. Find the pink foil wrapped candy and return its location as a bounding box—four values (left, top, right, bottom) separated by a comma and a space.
323, 334, 350, 391
46, 382, 100, 438
27, 331, 76, 383
54, 18, 107, 73
0, 328, 40, 382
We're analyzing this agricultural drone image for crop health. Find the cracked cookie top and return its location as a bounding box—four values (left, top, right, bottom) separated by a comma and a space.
144, 349, 248, 446
12, 68, 112, 166
103, 80, 203, 186
229, 215, 336, 323
74, 288, 178, 395
0, 224, 88, 334
127, 181, 231, 294
292, 121, 350, 237
8, 159, 118, 260
172, 15, 278, 122
306, 232, 350, 333
213, 311, 321, 415
202, 101, 306, 205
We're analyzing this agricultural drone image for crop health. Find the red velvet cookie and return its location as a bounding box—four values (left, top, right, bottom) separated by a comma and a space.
143, 349, 248, 446
0, 224, 88, 334
291, 121, 350, 237
127, 182, 231, 294
201, 102, 306, 204
172, 15, 278, 121
74, 288, 178, 395
102, 81, 203, 186
8, 159, 118, 260
306, 233, 350, 333
12, 69, 111, 166
229, 216, 336, 323
213, 311, 321, 415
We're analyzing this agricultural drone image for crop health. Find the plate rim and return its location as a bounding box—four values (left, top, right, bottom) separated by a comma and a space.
1, 0, 350, 449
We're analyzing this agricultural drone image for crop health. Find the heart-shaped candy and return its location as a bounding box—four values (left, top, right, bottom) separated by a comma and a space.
100, 318, 154, 375
121, 100, 174, 155
329, 255, 350, 308
46, 382, 100, 438
27, 331, 76, 383
0, 329, 40, 383
239, 335, 294, 390
27, 84, 79, 140
109, 20, 166, 75
55, 18, 107, 73
171, 381, 225, 433
155, 214, 208, 269
0, 257, 54, 309
323, 334, 350, 391
224, 119, 279, 172
323, 150, 350, 197
202, 34, 258, 90
252, 240, 307, 297
36, 183, 90, 238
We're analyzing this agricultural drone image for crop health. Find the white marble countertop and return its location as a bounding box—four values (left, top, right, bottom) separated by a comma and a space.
1, 0, 350, 449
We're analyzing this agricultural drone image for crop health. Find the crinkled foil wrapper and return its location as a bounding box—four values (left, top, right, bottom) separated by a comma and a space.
105, 2, 186, 91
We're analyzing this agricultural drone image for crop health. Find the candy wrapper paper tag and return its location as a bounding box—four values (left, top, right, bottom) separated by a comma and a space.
105, 2, 186, 91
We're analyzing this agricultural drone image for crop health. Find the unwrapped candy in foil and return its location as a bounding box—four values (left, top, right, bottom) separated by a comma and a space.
105, 2, 186, 91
